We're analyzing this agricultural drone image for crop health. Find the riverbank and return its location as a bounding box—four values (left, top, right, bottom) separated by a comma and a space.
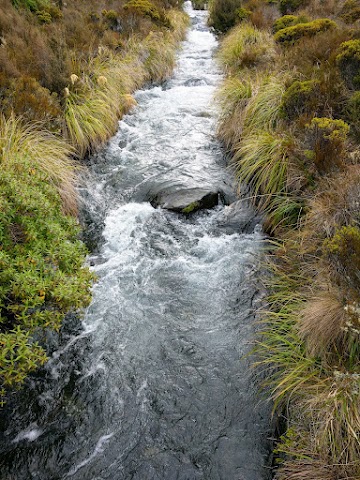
214, 0, 360, 477
0, 0, 188, 405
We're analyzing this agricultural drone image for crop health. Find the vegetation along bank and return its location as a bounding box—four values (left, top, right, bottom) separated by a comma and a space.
211, 0, 360, 477
0, 0, 189, 405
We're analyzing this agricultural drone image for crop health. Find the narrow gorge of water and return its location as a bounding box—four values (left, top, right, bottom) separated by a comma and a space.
0, 4, 272, 479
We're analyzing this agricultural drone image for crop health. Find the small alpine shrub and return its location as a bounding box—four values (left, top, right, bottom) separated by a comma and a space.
236, 7, 252, 21
341, 0, 360, 24
0, 116, 94, 401
208, 0, 243, 32
272, 14, 308, 33
324, 225, 360, 292
345, 90, 360, 138
337, 39, 360, 89
279, 0, 307, 15
280, 79, 320, 119
274, 18, 337, 45
305, 117, 350, 174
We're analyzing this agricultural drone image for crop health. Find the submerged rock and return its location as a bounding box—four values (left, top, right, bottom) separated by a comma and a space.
216, 200, 263, 234
149, 187, 229, 213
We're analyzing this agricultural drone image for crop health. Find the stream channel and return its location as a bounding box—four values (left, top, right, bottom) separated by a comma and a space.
0, 4, 272, 479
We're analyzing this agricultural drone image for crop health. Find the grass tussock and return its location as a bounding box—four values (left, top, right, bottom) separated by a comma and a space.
0, 115, 77, 214
218, 23, 276, 74
298, 290, 348, 357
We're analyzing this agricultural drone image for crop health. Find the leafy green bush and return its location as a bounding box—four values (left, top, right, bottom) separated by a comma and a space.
236, 7, 252, 21
280, 79, 320, 119
272, 14, 308, 33
341, 0, 360, 24
336, 40, 360, 89
102, 9, 119, 29
274, 18, 337, 45
0, 116, 94, 402
124, 0, 169, 26
208, 0, 243, 32
324, 225, 360, 291
305, 117, 350, 173
12, 0, 49, 12
279, 0, 307, 14
345, 90, 360, 138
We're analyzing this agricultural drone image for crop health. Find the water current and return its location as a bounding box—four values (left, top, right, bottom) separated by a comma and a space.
0, 4, 272, 479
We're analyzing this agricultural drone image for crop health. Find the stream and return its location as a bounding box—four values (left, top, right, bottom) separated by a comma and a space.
0, 4, 272, 479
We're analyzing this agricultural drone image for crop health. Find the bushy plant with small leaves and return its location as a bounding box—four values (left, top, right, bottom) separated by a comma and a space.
272, 14, 308, 32
305, 117, 350, 173
0, 116, 94, 402
337, 39, 360, 89
274, 18, 337, 45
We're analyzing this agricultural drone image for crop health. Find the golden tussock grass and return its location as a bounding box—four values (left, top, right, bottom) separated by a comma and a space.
217, 23, 276, 74
299, 290, 348, 357
0, 115, 78, 214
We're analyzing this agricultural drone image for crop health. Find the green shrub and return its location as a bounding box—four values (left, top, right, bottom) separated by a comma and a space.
236, 7, 252, 21
0, 116, 94, 402
124, 0, 163, 21
341, 0, 360, 24
274, 18, 337, 45
324, 226, 360, 291
12, 0, 50, 12
305, 117, 350, 174
280, 79, 320, 119
337, 40, 360, 89
208, 0, 243, 32
345, 90, 360, 138
102, 9, 119, 29
272, 14, 308, 33
279, 0, 307, 15
36, 9, 52, 23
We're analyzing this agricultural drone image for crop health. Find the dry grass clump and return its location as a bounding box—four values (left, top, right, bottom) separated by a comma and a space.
298, 290, 348, 357
218, 23, 276, 74
303, 166, 360, 236
0, 115, 77, 214
216, 77, 252, 147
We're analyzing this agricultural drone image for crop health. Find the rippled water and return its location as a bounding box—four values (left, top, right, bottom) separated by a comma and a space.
0, 4, 271, 479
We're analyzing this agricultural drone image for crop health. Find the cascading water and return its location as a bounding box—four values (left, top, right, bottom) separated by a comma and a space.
0, 4, 272, 479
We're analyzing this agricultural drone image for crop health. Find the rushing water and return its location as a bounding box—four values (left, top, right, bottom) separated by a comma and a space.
0, 4, 272, 479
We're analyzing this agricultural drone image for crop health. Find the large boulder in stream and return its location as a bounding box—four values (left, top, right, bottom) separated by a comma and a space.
149, 187, 234, 214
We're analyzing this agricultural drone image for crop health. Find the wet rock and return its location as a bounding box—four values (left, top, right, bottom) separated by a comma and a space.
149, 187, 228, 214
216, 200, 263, 234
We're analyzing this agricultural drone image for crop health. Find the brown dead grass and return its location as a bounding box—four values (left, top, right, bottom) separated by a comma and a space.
299, 290, 347, 357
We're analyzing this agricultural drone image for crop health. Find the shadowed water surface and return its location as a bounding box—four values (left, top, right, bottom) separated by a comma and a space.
0, 4, 271, 479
